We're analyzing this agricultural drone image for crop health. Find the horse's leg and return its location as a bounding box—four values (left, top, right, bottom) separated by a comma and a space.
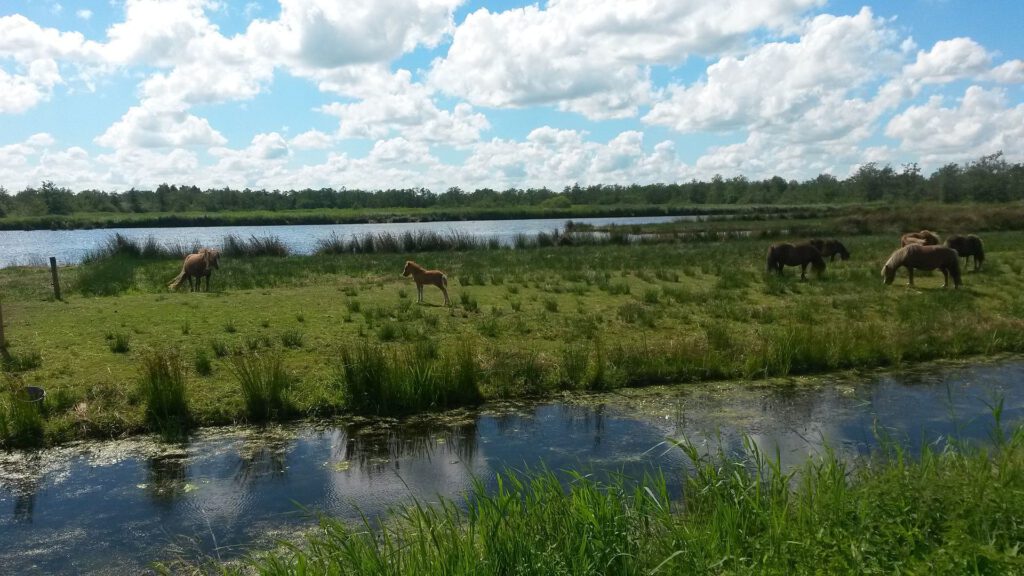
799, 263, 808, 280
417, 282, 424, 303
907, 268, 914, 286
205, 273, 211, 292
941, 268, 949, 288
440, 284, 451, 307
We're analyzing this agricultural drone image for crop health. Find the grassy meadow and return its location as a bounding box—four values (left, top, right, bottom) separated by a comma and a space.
2, 225, 1024, 446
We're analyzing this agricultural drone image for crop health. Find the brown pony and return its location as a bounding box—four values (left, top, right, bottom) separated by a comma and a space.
808, 238, 850, 262
944, 234, 985, 271
766, 242, 826, 280
168, 248, 221, 292
402, 260, 451, 306
882, 244, 961, 288
900, 230, 941, 247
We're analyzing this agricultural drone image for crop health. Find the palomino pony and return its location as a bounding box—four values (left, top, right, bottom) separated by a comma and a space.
402, 260, 451, 306
808, 238, 850, 262
900, 230, 941, 247
882, 244, 961, 288
766, 242, 826, 280
168, 248, 221, 292
944, 234, 985, 271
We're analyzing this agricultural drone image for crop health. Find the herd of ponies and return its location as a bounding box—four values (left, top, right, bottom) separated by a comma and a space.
163, 229, 987, 303
768, 231, 985, 288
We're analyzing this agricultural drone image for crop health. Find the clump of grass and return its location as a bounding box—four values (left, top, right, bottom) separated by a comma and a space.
181, 321, 191, 335
559, 343, 589, 389
223, 320, 237, 334
109, 332, 131, 354
231, 353, 292, 422
296, 313, 305, 323
194, 350, 212, 376
1, 350, 42, 372
260, 319, 271, 328
0, 384, 45, 448
377, 322, 400, 342
642, 287, 661, 304
543, 297, 559, 313
280, 329, 304, 349
138, 350, 190, 440
339, 343, 480, 414
460, 292, 479, 312
211, 340, 229, 358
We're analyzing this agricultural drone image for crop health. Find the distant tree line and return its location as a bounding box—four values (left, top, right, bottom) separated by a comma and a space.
1, 153, 1021, 218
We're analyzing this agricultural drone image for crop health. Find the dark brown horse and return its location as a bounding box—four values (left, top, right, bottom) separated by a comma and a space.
808, 238, 850, 262
766, 243, 826, 280
900, 230, 941, 247
882, 244, 961, 288
944, 234, 985, 271
168, 248, 220, 292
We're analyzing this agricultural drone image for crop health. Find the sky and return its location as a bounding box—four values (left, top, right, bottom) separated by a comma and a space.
1, 0, 1022, 193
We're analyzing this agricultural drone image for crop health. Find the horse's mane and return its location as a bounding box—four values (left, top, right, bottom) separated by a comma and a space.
199, 248, 219, 266
404, 260, 425, 272
884, 244, 915, 269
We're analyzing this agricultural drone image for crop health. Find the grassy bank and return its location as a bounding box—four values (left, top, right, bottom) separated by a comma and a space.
0, 203, 824, 231
582, 202, 1024, 238
226, 423, 1024, 575
2, 229, 1024, 446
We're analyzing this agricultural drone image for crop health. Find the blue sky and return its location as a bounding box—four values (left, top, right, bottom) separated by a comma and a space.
1, 0, 1022, 192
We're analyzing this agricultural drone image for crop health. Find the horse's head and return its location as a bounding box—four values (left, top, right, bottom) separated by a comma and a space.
402, 260, 414, 277
833, 241, 850, 261
203, 249, 220, 270
881, 263, 896, 285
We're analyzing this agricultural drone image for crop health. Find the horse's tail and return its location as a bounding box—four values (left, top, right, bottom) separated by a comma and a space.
442, 273, 448, 287
765, 246, 777, 274
168, 269, 186, 290
974, 237, 985, 265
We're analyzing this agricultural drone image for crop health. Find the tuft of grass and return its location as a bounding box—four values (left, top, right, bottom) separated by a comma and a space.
223, 320, 237, 334
231, 353, 292, 422
280, 329, 304, 349
138, 350, 190, 440
460, 292, 479, 312
222, 234, 289, 257
194, 350, 213, 376
211, 340, 229, 358
339, 342, 480, 414
109, 332, 131, 354
1, 350, 43, 372
543, 297, 559, 313
0, 384, 45, 448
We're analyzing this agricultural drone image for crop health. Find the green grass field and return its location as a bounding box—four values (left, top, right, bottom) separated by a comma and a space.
2, 230, 1024, 446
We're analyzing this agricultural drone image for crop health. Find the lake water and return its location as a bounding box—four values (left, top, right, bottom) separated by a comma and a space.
1, 359, 1022, 574
0, 216, 680, 268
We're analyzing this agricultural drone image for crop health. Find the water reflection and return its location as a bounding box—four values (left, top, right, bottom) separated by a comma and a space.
233, 435, 290, 486
146, 453, 189, 507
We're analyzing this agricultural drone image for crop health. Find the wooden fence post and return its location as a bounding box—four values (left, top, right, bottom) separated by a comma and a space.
49, 256, 62, 301
0, 300, 8, 359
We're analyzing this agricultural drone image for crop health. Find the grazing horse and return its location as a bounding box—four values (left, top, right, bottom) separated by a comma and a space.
944, 234, 985, 271
168, 248, 220, 292
402, 260, 451, 306
766, 242, 826, 280
808, 238, 850, 262
882, 244, 961, 288
900, 230, 941, 247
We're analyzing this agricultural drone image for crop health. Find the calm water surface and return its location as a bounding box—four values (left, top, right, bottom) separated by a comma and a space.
1, 360, 1022, 574
0, 216, 680, 268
